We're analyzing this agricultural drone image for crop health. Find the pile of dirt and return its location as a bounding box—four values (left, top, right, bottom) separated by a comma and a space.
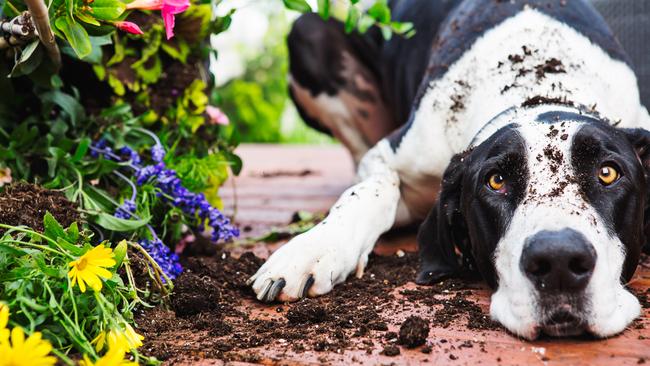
0, 183, 80, 232
135, 249, 500, 364
398, 316, 430, 348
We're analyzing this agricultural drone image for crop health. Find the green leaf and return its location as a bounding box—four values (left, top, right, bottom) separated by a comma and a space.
345, 7, 360, 33
113, 240, 128, 268
223, 150, 243, 175
93, 213, 150, 232
57, 238, 85, 256
75, 11, 101, 26
55, 16, 92, 58
88, 0, 126, 21
9, 40, 43, 77
0, 243, 27, 256
65, 222, 80, 243
357, 14, 375, 33
282, 0, 312, 12
367, 1, 391, 23
380, 26, 392, 41
34, 253, 62, 277
43, 212, 66, 242
133, 54, 162, 84
71, 137, 91, 163
317, 0, 329, 19
41, 91, 86, 127
45, 146, 66, 177
160, 40, 190, 63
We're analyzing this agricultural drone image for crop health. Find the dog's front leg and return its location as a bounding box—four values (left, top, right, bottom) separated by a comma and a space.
249, 141, 401, 302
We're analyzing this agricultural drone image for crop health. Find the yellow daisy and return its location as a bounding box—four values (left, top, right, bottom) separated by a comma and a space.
0, 327, 56, 366
68, 245, 116, 293
0, 302, 9, 343
92, 324, 144, 353
80, 348, 138, 366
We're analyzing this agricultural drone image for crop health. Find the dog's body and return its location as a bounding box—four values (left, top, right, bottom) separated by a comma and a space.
250, 0, 650, 339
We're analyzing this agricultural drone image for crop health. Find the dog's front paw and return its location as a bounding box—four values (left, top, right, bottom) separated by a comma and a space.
248, 228, 363, 302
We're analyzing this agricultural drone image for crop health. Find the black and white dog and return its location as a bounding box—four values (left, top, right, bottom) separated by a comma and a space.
249, 0, 650, 339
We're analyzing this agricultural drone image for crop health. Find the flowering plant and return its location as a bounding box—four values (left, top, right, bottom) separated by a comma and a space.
0, 0, 410, 364
0, 214, 168, 364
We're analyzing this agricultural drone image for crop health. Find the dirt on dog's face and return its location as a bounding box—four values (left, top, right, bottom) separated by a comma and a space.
420, 107, 649, 339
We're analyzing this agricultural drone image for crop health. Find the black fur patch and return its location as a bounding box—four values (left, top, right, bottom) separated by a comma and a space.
571, 123, 647, 282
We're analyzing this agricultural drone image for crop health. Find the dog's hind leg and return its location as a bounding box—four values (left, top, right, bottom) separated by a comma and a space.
287, 13, 397, 164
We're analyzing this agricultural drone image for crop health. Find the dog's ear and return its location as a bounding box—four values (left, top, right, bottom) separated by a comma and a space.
621, 128, 650, 255
416, 152, 470, 285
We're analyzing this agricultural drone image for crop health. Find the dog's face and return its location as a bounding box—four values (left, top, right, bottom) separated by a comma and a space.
417, 107, 649, 339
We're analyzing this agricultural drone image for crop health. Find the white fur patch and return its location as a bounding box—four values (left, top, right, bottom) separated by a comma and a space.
490, 119, 641, 339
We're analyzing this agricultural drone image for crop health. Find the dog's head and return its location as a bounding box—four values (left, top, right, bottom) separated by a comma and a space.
417, 105, 649, 339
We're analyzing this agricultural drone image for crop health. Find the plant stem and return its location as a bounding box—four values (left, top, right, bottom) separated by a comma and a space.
24, 0, 61, 70
44, 282, 96, 357
51, 350, 75, 366
0, 224, 74, 258
1, 239, 66, 256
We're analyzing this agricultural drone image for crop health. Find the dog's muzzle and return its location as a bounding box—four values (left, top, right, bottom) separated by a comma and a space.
520, 229, 597, 336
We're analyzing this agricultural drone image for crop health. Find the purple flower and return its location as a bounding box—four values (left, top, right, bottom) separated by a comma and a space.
139, 238, 183, 280
92, 137, 240, 245
119, 146, 142, 165
115, 199, 136, 219
135, 163, 165, 185
151, 144, 166, 163
91, 139, 113, 159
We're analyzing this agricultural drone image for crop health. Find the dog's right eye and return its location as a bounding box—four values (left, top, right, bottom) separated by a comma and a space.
487, 173, 506, 192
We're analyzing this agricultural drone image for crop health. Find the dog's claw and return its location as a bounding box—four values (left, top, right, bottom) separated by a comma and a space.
300, 274, 315, 298
256, 278, 273, 301
245, 275, 256, 286
265, 278, 286, 302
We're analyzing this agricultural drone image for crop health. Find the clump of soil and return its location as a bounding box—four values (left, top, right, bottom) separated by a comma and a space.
286, 302, 328, 324
0, 183, 80, 232
135, 250, 498, 363
535, 58, 566, 79
398, 316, 429, 348
521, 95, 574, 108
382, 344, 401, 356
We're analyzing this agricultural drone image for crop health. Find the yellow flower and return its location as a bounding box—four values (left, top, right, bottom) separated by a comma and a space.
0, 303, 9, 343
0, 327, 56, 366
92, 324, 144, 353
68, 245, 116, 293
80, 348, 138, 366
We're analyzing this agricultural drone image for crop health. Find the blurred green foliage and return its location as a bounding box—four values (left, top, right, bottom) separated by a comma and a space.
214, 12, 334, 144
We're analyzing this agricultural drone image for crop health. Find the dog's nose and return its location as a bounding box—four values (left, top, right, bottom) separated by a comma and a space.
520, 229, 597, 292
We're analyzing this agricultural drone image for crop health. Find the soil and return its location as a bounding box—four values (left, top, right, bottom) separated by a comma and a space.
135, 249, 500, 364
254, 169, 316, 178
0, 183, 80, 232
521, 95, 574, 108
398, 316, 430, 348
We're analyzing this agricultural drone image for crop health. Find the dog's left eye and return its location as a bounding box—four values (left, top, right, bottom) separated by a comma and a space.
598, 165, 620, 186
488, 173, 506, 192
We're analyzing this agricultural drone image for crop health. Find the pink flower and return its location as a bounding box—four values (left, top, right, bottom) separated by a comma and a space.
206, 106, 230, 126
115, 21, 144, 35
0, 167, 12, 187
126, 0, 190, 40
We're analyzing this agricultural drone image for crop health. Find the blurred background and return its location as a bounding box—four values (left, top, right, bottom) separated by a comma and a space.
210, 0, 335, 144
